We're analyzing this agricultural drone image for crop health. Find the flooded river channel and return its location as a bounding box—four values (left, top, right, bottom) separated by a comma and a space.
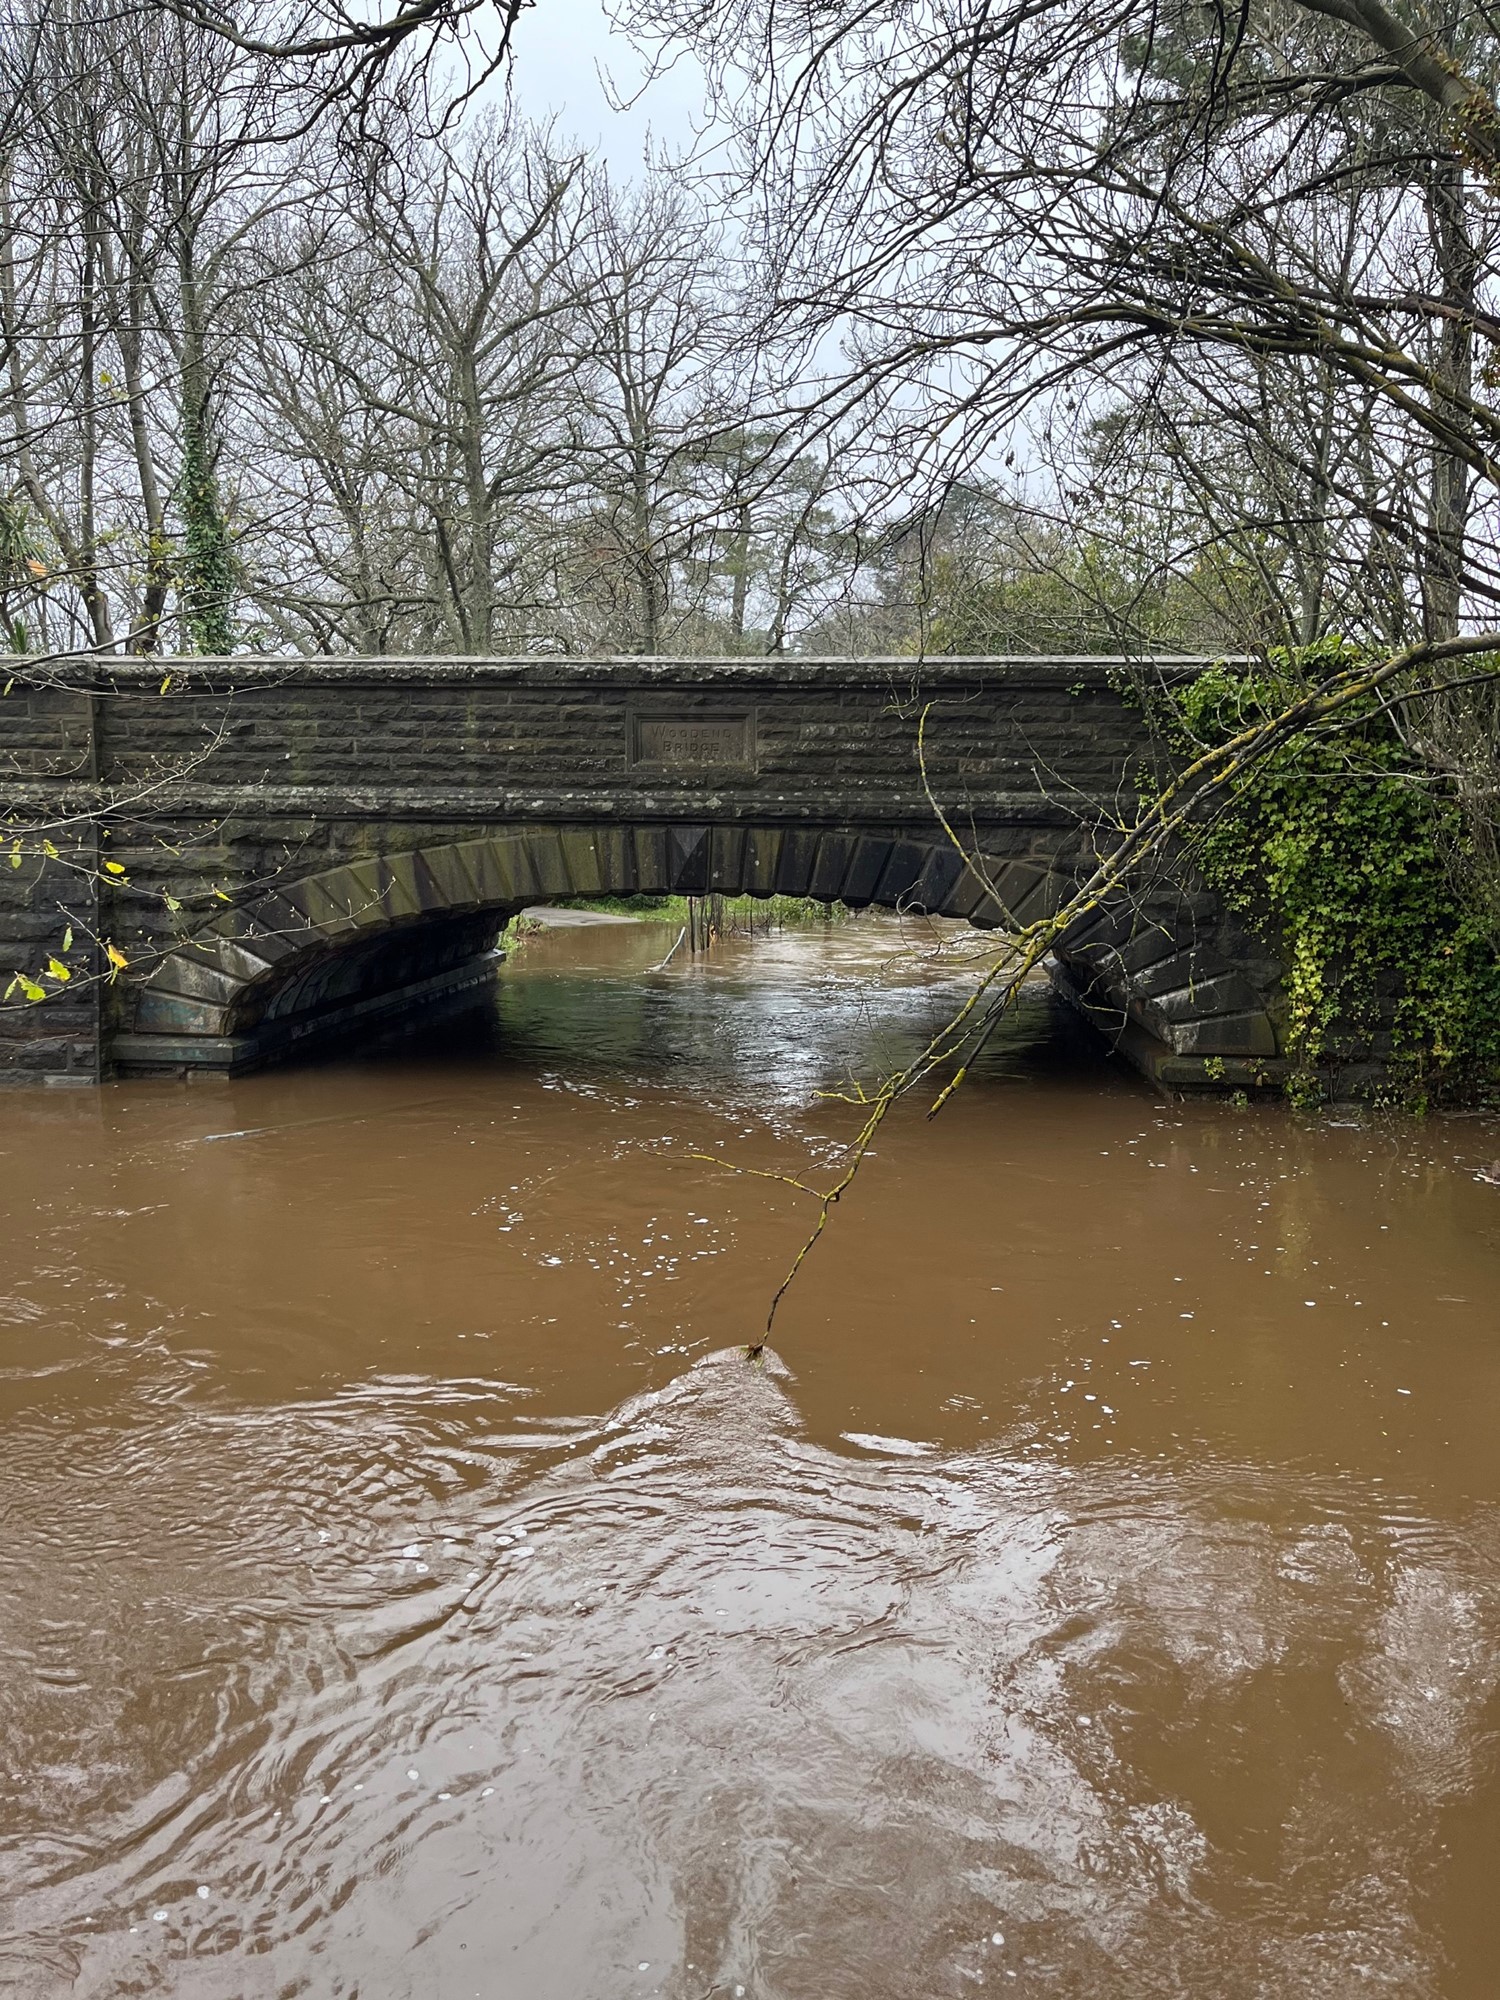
2, 911, 1499, 1999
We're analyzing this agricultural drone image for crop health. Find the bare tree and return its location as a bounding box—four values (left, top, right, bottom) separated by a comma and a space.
0, 0, 310, 653
239, 115, 591, 652
563, 180, 745, 654
619, 0, 1500, 637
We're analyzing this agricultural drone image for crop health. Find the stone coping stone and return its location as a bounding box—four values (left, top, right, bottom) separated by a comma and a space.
18, 654, 1242, 693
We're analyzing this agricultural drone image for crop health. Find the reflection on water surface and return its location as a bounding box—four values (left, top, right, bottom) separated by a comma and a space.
1, 912, 1498, 1997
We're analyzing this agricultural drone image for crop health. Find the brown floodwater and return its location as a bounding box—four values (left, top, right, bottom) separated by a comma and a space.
2, 910, 1499, 1999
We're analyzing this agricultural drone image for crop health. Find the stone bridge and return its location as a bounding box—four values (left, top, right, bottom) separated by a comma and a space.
0, 656, 1283, 1088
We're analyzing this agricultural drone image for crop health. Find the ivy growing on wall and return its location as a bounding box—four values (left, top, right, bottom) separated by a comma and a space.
178, 407, 237, 656
1168, 646, 1500, 1107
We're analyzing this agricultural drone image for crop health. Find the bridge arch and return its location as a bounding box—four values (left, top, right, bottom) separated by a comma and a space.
118, 822, 1282, 1086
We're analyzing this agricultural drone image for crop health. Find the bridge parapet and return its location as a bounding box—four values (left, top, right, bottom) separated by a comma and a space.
3, 655, 1165, 816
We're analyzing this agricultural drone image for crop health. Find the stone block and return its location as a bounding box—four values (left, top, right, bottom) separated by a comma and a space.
1129, 946, 1222, 1001
240, 890, 324, 944
212, 916, 303, 969
774, 830, 822, 897
589, 826, 638, 899
418, 844, 487, 912
990, 861, 1052, 926
909, 844, 965, 911
1144, 971, 1264, 1021
1064, 913, 1179, 974
810, 832, 859, 902
133, 987, 231, 1035
143, 957, 243, 1008
1166, 1010, 1278, 1056
708, 826, 747, 894
937, 858, 999, 921
840, 836, 893, 906
364, 856, 425, 925
1055, 900, 1145, 954
281, 871, 363, 937
632, 826, 670, 894
0, 1033, 92, 1070
558, 830, 609, 897
873, 840, 929, 906
666, 825, 711, 893
316, 858, 397, 931
518, 830, 571, 898
742, 828, 784, 898
207, 938, 286, 985
1115, 924, 1191, 975
454, 836, 540, 907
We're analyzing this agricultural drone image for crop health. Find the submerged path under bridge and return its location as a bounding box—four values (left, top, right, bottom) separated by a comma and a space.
0, 656, 1283, 1088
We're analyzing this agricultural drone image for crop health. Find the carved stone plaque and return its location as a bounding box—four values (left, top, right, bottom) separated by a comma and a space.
628, 712, 754, 768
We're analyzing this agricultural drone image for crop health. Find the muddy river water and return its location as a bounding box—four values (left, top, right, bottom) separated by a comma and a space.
2, 911, 1499, 1999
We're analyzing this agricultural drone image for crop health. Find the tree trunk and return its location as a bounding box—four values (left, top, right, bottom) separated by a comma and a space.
1424, 157, 1475, 642
731, 496, 750, 639
77, 195, 114, 650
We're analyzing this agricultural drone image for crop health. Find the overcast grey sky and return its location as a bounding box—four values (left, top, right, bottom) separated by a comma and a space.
500, 0, 708, 174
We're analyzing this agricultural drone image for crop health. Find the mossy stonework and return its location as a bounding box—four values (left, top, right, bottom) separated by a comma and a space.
1165, 652, 1500, 1108
1, 655, 1285, 1085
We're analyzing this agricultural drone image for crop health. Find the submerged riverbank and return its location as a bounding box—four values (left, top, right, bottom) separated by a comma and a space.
1, 913, 1498, 1997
